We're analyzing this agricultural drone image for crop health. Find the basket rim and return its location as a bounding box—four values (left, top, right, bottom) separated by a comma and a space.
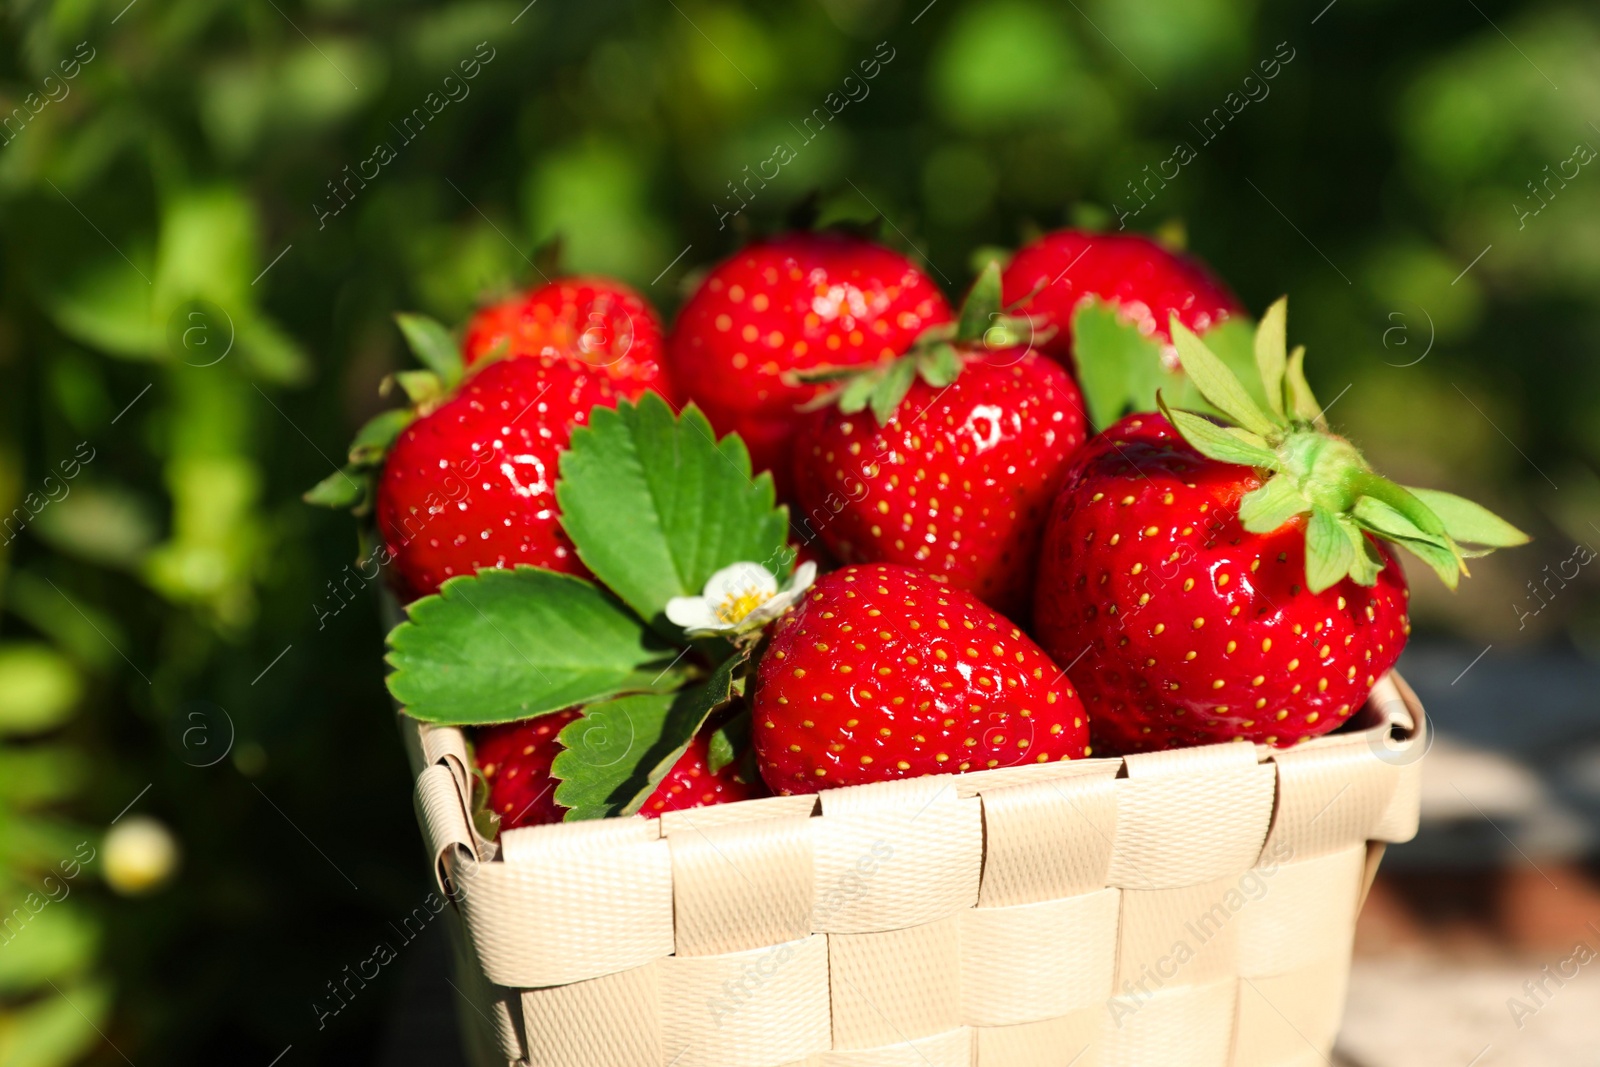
400, 668, 1426, 855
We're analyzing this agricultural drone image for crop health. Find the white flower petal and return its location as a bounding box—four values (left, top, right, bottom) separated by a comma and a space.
785, 561, 819, 596
702, 561, 779, 602
746, 562, 820, 624
665, 596, 721, 631
745, 599, 789, 626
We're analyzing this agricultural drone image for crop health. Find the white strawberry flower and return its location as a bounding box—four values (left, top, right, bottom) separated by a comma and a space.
666, 560, 817, 637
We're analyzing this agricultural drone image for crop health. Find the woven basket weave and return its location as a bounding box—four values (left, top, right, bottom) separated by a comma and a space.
401, 670, 1426, 1067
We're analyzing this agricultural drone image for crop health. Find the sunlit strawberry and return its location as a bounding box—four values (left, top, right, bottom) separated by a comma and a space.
1033, 301, 1527, 752
666, 232, 951, 492
463, 276, 671, 400
376, 356, 616, 600
752, 563, 1090, 794
792, 265, 1087, 615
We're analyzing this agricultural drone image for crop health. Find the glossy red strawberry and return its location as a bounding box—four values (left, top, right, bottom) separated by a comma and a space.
376, 356, 617, 600
752, 564, 1090, 794
475, 711, 765, 829
666, 233, 952, 491
1033, 413, 1411, 752
463, 277, 671, 400
1032, 302, 1526, 752
792, 344, 1086, 617
1001, 230, 1240, 366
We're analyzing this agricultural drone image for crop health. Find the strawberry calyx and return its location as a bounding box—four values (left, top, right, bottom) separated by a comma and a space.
303, 311, 468, 513
791, 260, 1048, 425
1157, 297, 1529, 594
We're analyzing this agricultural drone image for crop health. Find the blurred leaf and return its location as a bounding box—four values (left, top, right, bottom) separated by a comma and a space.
4, 573, 126, 671
36, 254, 157, 359
0, 810, 91, 872
153, 186, 256, 312
679, 7, 777, 105
0, 978, 111, 1067
0, 645, 82, 736
523, 140, 670, 284
30, 485, 161, 569
1085, 0, 1249, 84
0, 747, 90, 807
236, 316, 312, 386
1362, 241, 1481, 341
200, 42, 386, 160
0, 902, 100, 995
44, 354, 113, 433
931, 1, 1108, 133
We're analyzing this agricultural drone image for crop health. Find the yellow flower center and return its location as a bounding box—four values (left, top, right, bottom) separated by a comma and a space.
715, 588, 772, 624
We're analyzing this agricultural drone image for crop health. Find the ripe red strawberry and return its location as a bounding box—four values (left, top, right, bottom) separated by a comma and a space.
475, 710, 765, 829
1032, 301, 1527, 752
792, 338, 1087, 618
666, 233, 952, 491
463, 276, 671, 401
1001, 229, 1240, 367
376, 356, 618, 600
752, 563, 1090, 794
1034, 413, 1411, 752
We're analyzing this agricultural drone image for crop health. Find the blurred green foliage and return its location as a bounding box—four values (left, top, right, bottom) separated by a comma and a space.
0, 0, 1595, 1063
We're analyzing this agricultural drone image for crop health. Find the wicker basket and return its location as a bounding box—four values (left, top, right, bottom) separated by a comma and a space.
400, 670, 1426, 1067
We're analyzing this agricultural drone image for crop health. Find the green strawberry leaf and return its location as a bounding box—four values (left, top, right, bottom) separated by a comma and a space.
837, 369, 880, 415
1351, 495, 1450, 547
1169, 318, 1281, 437
920, 343, 963, 388
1348, 530, 1386, 586
1347, 473, 1453, 547
1351, 496, 1461, 589
556, 394, 790, 632
303, 467, 367, 509
1069, 300, 1170, 431
1193, 315, 1271, 416
549, 692, 674, 820
1159, 400, 1280, 469
386, 566, 687, 726
707, 707, 751, 775
395, 312, 463, 387
870, 355, 919, 425
1284, 344, 1321, 425
1070, 301, 1264, 431
1253, 298, 1288, 418
348, 407, 415, 467
1401, 487, 1529, 548
389, 369, 445, 407
552, 652, 744, 820
1305, 507, 1357, 593
956, 261, 1003, 344
1237, 475, 1309, 534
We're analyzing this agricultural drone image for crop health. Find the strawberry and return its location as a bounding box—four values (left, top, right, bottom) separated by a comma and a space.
666, 232, 952, 491
1001, 229, 1240, 367
475, 711, 765, 829
1032, 300, 1528, 752
376, 355, 618, 600
791, 264, 1088, 617
751, 563, 1090, 795
463, 276, 672, 401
